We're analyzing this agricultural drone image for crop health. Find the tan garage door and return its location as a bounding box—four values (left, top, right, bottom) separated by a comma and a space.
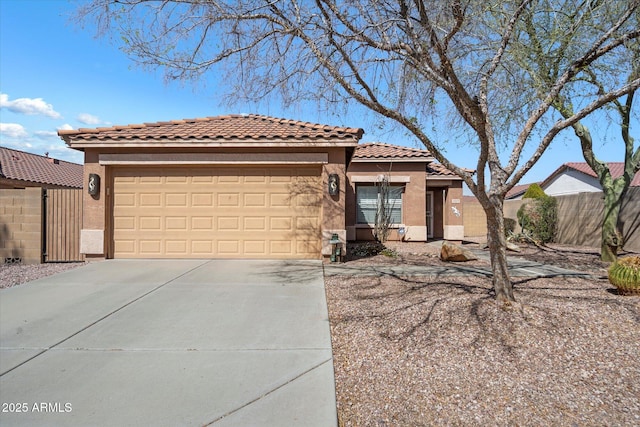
112, 166, 322, 259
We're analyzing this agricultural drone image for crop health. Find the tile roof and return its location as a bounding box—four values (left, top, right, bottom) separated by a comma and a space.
352, 142, 433, 161
58, 114, 364, 145
506, 182, 535, 199
426, 161, 459, 177
353, 142, 461, 178
550, 162, 640, 187
0, 146, 83, 188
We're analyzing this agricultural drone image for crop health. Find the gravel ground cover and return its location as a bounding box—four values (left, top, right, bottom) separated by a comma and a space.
327, 241, 640, 426
0, 262, 85, 289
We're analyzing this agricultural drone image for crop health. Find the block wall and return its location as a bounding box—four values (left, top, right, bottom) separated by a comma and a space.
0, 188, 43, 264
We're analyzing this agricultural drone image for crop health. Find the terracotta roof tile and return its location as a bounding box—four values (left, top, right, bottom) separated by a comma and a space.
58, 114, 364, 144
353, 142, 461, 177
426, 162, 459, 177
0, 146, 83, 188
353, 142, 433, 161
506, 182, 535, 199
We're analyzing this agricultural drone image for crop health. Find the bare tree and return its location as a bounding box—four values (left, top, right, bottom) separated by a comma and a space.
77, 0, 640, 303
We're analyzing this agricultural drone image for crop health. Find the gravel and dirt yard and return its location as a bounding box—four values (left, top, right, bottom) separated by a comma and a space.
327, 241, 640, 426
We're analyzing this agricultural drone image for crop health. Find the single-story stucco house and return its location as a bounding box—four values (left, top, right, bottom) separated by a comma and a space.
58, 115, 463, 261
347, 142, 464, 242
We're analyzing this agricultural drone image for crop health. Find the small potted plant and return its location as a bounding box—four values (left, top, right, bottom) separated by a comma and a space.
608, 256, 640, 295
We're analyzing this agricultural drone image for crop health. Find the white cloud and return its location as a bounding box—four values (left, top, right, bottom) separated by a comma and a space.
58, 123, 74, 131
77, 113, 102, 125
34, 130, 58, 139
0, 93, 62, 119
0, 122, 28, 138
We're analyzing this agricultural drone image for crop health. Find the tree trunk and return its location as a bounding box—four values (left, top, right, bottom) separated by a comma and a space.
485, 196, 516, 303
601, 186, 624, 262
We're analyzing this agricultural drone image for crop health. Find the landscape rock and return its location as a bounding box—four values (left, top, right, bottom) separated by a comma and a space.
440, 241, 478, 262
506, 242, 521, 252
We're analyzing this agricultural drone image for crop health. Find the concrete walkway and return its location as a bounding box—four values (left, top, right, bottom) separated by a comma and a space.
0, 259, 336, 426
324, 247, 598, 278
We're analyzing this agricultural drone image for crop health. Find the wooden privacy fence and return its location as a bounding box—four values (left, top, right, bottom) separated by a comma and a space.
44, 188, 83, 262
463, 188, 640, 253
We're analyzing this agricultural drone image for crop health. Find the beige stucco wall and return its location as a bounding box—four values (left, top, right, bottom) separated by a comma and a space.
80, 149, 107, 259
443, 181, 464, 240
462, 198, 526, 238
321, 148, 348, 256
0, 187, 42, 264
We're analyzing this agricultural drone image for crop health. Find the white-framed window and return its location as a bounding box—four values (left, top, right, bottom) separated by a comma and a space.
356, 184, 403, 224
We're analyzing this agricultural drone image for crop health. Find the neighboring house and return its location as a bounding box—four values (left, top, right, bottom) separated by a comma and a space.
59, 114, 363, 261
505, 182, 536, 200
346, 143, 465, 242
543, 162, 640, 196
0, 146, 83, 189
506, 162, 640, 199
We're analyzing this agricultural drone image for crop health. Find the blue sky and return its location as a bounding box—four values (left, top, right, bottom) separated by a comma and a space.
0, 0, 636, 191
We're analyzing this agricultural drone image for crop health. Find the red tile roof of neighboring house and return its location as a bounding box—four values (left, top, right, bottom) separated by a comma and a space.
0, 146, 83, 188
506, 162, 639, 199
545, 162, 640, 187
506, 182, 535, 199
58, 114, 364, 145
353, 142, 434, 161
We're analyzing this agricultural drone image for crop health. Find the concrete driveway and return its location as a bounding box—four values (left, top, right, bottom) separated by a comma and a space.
0, 259, 336, 426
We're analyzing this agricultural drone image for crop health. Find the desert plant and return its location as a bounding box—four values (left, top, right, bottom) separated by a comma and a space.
374, 175, 393, 243
380, 248, 399, 258
608, 256, 640, 295
522, 183, 546, 199
504, 218, 517, 237
517, 186, 557, 244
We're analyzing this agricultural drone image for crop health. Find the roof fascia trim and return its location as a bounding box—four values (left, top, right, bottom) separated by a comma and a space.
67, 139, 359, 149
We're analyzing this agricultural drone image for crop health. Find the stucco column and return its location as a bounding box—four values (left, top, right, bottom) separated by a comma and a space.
80, 149, 107, 259
321, 149, 347, 257
443, 182, 464, 240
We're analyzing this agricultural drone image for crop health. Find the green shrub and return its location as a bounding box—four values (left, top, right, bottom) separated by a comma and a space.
522, 183, 546, 199
380, 248, 399, 258
517, 196, 557, 244
349, 242, 385, 257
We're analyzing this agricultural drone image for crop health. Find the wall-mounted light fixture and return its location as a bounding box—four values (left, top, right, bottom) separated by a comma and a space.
328, 174, 339, 196
88, 173, 100, 196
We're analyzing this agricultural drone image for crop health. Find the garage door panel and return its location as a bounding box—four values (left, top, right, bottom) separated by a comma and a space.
140, 193, 161, 207
218, 193, 240, 206
217, 240, 240, 254
139, 240, 162, 255
166, 217, 187, 230
191, 193, 214, 206
113, 166, 321, 259
244, 217, 266, 230
165, 240, 188, 254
